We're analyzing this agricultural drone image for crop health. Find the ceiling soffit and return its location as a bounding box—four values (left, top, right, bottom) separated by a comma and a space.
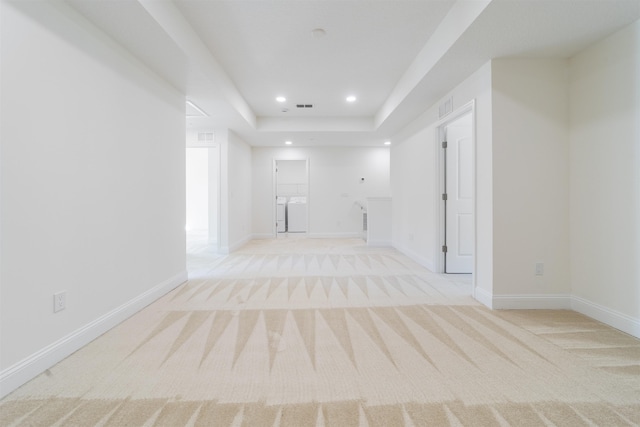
65, 0, 640, 146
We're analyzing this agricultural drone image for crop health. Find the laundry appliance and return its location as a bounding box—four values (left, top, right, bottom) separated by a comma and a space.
287, 196, 307, 232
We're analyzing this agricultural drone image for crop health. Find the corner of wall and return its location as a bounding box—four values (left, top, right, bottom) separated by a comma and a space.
568, 18, 640, 328
392, 243, 436, 272
473, 287, 493, 309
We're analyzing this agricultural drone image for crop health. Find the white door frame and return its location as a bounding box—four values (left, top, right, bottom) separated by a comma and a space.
436, 100, 476, 275
186, 142, 221, 254
272, 158, 310, 237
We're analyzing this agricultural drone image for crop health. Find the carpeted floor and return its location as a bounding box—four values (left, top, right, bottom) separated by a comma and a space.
1, 238, 639, 426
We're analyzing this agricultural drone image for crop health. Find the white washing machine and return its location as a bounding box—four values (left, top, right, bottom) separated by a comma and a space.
287, 196, 307, 232
276, 196, 287, 232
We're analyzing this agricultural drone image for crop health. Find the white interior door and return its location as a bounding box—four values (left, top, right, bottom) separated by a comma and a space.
445, 114, 473, 273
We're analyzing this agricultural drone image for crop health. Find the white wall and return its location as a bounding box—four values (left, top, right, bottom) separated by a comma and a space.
252, 147, 390, 238
0, 1, 186, 395
392, 58, 574, 307
184, 139, 220, 244
220, 131, 252, 252
366, 197, 392, 246
390, 24, 639, 336
186, 148, 209, 231
391, 62, 493, 295
276, 160, 308, 197
569, 21, 640, 324
491, 59, 571, 301
390, 126, 439, 269
185, 130, 220, 245
208, 147, 220, 244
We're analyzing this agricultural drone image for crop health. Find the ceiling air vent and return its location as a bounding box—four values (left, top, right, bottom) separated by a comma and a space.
296, 104, 313, 108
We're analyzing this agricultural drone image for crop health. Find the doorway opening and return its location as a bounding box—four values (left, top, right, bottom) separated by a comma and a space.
186, 145, 221, 273
273, 159, 309, 237
438, 102, 475, 274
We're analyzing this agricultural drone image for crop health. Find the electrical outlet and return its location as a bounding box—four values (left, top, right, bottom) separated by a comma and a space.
54, 291, 66, 313
535, 263, 544, 276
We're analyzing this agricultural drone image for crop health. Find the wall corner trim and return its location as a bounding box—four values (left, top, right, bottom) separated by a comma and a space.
392, 244, 436, 272
307, 232, 363, 239
366, 240, 392, 247
229, 235, 252, 253
0, 271, 188, 399
252, 233, 274, 240
571, 296, 640, 339
490, 293, 639, 339
473, 287, 493, 308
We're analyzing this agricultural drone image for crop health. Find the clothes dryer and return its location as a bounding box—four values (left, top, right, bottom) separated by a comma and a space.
287, 196, 307, 232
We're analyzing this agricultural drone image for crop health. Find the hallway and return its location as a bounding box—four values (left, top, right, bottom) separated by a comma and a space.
2, 239, 637, 426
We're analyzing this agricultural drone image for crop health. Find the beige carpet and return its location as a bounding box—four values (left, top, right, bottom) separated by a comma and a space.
1, 238, 639, 426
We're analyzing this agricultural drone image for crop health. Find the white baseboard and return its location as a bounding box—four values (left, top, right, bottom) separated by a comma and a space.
307, 232, 362, 239
250, 232, 364, 240
491, 294, 572, 310
388, 241, 638, 338
220, 235, 253, 254
392, 244, 436, 272
473, 287, 493, 308
366, 239, 392, 247
252, 233, 274, 240
571, 296, 640, 339
0, 271, 188, 399
486, 293, 638, 339
229, 235, 252, 253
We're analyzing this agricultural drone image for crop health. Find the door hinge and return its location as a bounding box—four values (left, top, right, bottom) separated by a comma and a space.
442, 140, 447, 149
442, 245, 448, 253
442, 193, 448, 201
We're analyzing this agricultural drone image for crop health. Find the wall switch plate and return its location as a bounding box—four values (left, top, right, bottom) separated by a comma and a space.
535, 263, 544, 276
54, 291, 66, 312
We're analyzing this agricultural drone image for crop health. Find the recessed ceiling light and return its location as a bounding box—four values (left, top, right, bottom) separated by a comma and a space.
346, 95, 357, 103
384, 141, 391, 145
285, 141, 292, 145
276, 96, 286, 103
